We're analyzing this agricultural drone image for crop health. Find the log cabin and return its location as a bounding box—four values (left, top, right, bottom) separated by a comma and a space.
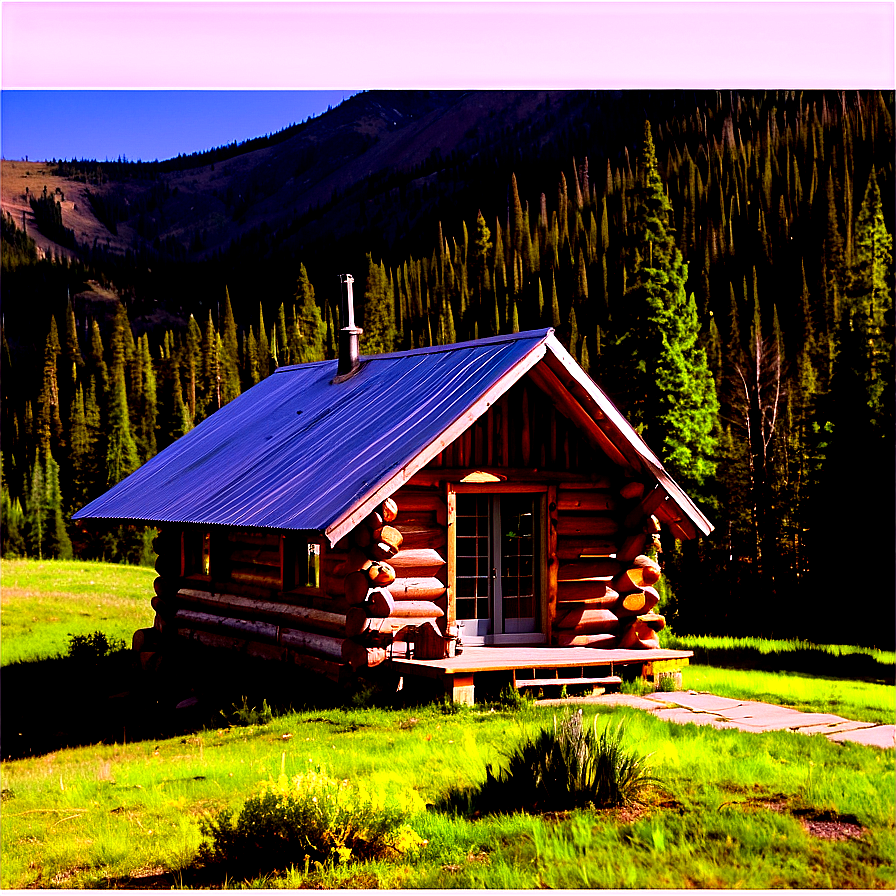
73, 275, 710, 703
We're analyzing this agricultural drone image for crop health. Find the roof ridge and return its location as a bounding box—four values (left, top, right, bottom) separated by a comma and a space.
273, 328, 554, 373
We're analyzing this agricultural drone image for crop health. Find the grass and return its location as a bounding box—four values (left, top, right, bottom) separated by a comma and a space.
664, 633, 895, 683
1, 559, 155, 665
1, 557, 894, 888
686, 665, 895, 726
2, 703, 893, 889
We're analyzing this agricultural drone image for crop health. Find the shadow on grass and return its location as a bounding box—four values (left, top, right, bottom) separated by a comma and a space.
0, 643, 439, 761
663, 641, 895, 684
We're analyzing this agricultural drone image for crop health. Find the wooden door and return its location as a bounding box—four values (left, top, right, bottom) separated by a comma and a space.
454, 492, 544, 645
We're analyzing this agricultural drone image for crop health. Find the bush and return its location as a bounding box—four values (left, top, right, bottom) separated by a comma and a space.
197, 758, 427, 874
443, 710, 655, 815
221, 696, 274, 727
65, 630, 127, 663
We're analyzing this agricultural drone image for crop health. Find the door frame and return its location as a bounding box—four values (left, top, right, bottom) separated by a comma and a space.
447, 482, 548, 646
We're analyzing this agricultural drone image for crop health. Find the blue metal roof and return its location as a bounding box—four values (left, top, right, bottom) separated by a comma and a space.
73, 329, 554, 540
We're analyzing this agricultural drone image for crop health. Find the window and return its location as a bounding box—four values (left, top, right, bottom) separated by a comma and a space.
283, 536, 322, 592
183, 530, 213, 578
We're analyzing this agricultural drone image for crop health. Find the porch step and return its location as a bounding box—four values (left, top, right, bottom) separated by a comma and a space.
514, 675, 622, 690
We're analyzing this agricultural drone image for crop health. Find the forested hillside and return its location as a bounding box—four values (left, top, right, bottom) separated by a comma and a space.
2, 89, 892, 646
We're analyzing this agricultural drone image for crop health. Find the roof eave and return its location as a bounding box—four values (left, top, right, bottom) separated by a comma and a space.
541, 333, 714, 537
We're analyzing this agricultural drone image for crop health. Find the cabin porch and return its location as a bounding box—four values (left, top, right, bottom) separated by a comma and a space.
389, 645, 693, 704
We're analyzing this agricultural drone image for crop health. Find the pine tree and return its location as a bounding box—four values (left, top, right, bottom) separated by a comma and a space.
295, 264, 325, 362
36, 316, 63, 452
620, 121, 719, 489
220, 288, 241, 403
361, 254, 397, 354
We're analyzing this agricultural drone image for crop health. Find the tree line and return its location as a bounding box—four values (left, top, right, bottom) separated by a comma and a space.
1, 90, 892, 645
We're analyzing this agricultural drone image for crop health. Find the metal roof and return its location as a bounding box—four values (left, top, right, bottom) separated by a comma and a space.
73, 328, 712, 543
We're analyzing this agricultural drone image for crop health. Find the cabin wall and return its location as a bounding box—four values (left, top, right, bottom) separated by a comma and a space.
149, 527, 348, 681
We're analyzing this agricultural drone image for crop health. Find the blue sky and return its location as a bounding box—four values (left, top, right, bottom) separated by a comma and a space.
0, 91, 358, 163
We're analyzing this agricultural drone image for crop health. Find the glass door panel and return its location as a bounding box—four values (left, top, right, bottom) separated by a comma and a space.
455, 492, 542, 643
455, 494, 491, 638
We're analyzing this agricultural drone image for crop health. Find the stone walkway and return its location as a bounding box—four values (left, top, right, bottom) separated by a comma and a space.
538, 690, 896, 749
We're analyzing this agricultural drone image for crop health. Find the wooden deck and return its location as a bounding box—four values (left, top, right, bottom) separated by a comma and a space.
390, 646, 693, 703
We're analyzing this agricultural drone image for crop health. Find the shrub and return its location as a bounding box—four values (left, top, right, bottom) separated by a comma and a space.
197, 758, 427, 874
221, 696, 274, 727
444, 710, 656, 815
65, 630, 127, 663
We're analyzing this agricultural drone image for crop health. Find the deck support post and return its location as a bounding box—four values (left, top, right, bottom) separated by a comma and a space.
445, 671, 475, 705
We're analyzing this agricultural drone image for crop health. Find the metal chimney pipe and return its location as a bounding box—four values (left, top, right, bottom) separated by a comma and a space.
335, 273, 363, 380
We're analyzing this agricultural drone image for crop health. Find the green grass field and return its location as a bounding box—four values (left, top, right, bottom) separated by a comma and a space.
2, 558, 894, 889
1, 559, 155, 665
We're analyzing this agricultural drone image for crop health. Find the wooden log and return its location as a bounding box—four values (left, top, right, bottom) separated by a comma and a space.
174, 608, 278, 641
389, 548, 446, 578
623, 487, 668, 530
341, 640, 387, 671
395, 492, 444, 513
638, 612, 666, 632
554, 631, 618, 648
345, 606, 371, 638
395, 524, 446, 552
223, 530, 279, 547
619, 481, 646, 500
365, 587, 395, 618
379, 526, 404, 551
370, 541, 399, 560
229, 565, 283, 590
613, 557, 662, 593
557, 515, 620, 538
323, 548, 370, 580
557, 558, 624, 580
556, 490, 617, 511
644, 514, 661, 534
387, 600, 445, 619
176, 588, 346, 634
352, 524, 372, 548
388, 576, 447, 601
153, 576, 179, 599
151, 595, 178, 619
154, 554, 180, 577
365, 561, 396, 586
364, 511, 384, 535
553, 607, 619, 633
132, 627, 161, 653
618, 620, 660, 650
614, 586, 660, 617
278, 627, 345, 661
617, 533, 649, 562
344, 571, 370, 606
228, 548, 281, 568
556, 539, 618, 559
556, 580, 619, 604
381, 497, 399, 522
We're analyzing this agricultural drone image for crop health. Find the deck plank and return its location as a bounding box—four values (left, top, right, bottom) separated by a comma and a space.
390, 646, 692, 677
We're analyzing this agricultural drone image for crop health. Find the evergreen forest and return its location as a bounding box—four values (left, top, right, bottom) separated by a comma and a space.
2, 89, 893, 647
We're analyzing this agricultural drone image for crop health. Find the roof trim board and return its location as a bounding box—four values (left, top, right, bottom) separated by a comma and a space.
324, 339, 549, 545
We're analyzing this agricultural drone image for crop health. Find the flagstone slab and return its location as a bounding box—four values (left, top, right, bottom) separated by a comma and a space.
716, 706, 851, 729
827, 725, 896, 748
654, 692, 746, 712
793, 720, 876, 735
652, 708, 727, 726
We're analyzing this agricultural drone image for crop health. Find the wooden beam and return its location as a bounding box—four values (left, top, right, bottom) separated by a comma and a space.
528, 363, 631, 468
623, 486, 669, 530
446, 487, 457, 629
545, 484, 558, 645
